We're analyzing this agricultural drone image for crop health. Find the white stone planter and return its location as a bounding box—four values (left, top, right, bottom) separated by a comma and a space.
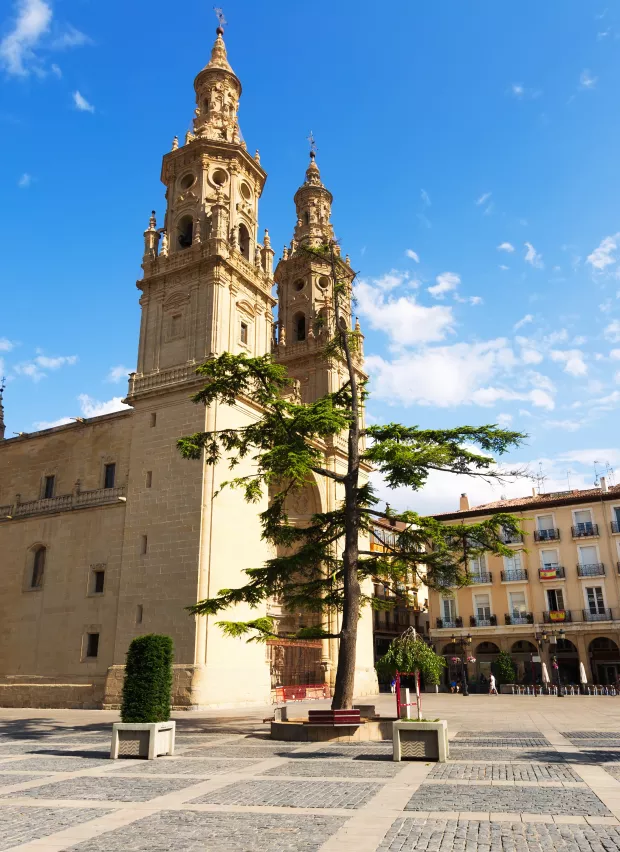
392, 720, 449, 763
110, 721, 176, 760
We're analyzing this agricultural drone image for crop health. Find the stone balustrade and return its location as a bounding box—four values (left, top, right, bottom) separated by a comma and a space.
0, 486, 126, 522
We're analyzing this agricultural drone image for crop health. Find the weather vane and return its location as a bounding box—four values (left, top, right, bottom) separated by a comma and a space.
214, 6, 227, 30
307, 131, 317, 158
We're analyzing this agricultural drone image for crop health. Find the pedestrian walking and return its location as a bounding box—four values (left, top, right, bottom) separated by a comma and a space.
489, 673, 498, 695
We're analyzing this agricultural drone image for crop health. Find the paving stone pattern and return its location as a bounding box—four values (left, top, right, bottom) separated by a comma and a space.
261, 759, 405, 778
0, 773, 53, 786
67, 810, 346, 852
0, 756, 111, 771
0, 806, 110, 852
428, 763, 582, 781
109, 757, 262, 775
449, 747, 566, 762
2, 775, 200, 802
450, 738, 550, 747
181, 744, 301, 758
563, 731, 620, 739
376, 819, 620, 852
191, 779, 383, 809
456, 731, 541, 738
405, 783, 611, 815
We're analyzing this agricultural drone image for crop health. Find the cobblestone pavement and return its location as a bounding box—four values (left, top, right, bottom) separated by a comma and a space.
428, 763, 582, 781
376, 819, 620, 852
2, 700, 620, 850
404, 783, 611, 815
67, 810, 347, 852
191, 779, 384, 809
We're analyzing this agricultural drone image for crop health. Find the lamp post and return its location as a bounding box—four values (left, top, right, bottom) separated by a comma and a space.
451, 633, 473, 696
535, 628, 566, 693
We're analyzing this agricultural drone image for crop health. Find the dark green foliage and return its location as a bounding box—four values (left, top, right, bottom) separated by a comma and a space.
376, 631, 446, 686
494, 649, 517, 684
120, 634, 174, 723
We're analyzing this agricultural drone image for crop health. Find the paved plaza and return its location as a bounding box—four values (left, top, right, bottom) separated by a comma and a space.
2, 695, 620, 850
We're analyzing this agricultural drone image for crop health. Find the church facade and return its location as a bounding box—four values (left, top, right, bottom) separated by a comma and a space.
0, 29, 378, 710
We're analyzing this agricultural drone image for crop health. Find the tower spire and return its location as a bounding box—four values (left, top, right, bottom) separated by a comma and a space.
0, 377, 6, 441
192, 17, 242, 142
291, 137, 335, 248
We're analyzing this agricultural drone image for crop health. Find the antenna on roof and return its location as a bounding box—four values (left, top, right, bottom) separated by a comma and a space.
566, 469, 573, 491
606, 463, 616, 487
593, 460, 602, 488
535, 462, 547, 495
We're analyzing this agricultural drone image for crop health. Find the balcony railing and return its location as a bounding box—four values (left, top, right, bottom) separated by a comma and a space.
612, 522, 620, 534
582, 608, 613, 622
501, 569, 528, 582
373, 608, 417, 631
469, 572, 493, 584
505, 612, 534, 625
502, 532, 524, 545
543, 610, 572, 624
572, 523, 599, 538
0, 487, 126, 521
435, 617, 463, 629
577, 563, 605, 577
534, 529, 560, 542
539, 565, 565, 580
470, 614, 497, 627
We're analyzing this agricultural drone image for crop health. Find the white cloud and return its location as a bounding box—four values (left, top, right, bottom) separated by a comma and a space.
50, 61, 60, 76
587, 234, 620, 271
468, 296, 483, 306
511, 83, 524, 98
520, 347, 544, 365
73, 90, 94, 113
499, 265, 509, 271
0, 0, 52, 76
558, 448, 620, 467
428, 271, 460, 299
604, 320, 620, 342
496, 413, 513, 426
14, 362, 45, 381
33, 415, 73, 430
372, 270, 409, 291
550, 349, 587, 377
106, 365, 131, 383
610, 349, 620, 360
580, 69, 598, 90
615, 371, 620, 384
50, 25, 91, 49
498, 242, 515, 253
405, 249, 420, 263
35, 354, 77, 369
543, 419, 584, 432
524, 242, 544, 268
420, 189, 431, 207
476, 192, 492, 206
17, 172, 32, 188
355, 278, 454, 347
77, 394, 130, 418
0, 338, 15, 351
513, 314, 533, 330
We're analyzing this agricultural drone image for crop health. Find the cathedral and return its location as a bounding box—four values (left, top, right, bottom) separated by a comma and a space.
0, 27, 378, 709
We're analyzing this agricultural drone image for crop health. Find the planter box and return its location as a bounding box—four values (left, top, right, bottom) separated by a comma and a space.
392, 720, 449, 763
110, 721, 176, 760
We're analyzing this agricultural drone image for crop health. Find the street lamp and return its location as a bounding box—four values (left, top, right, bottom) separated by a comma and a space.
535, 627, 566, 693
451, 633, 473, 696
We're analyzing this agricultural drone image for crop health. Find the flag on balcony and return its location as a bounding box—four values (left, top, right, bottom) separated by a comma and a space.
540, 568, 557, 579
549, 610, 566, 622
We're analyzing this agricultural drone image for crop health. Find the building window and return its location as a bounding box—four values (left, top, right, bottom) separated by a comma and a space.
140, 535, 148, 555
240, 321, 248, 345
504, 552, 522, 573
136, 604, 143, 624
473, 593, 491, 622
177, 215, 193, 249
509, 591, 527, 619
293, 313, 306, 342
442, 598, 456, 622
546, 588, 564, 612
468, 555, 485, 576
586, 586, 605, 615
103, 463, 116, 489
574, 509, 594, 535
146, 471, 152, 489
43, 475, 55, 499
93, 569, 105, 594
238, 223, 250, 260
31, 546, 46, 588
540, 549, 559, 568
85, 633, 99, 658
150, 412, 157, 428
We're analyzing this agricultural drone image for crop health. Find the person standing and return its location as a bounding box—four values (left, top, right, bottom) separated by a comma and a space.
489, 673, 498, 695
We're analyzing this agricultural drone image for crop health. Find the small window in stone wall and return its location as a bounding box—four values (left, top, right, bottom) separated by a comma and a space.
103, 463, 116, 489
93, 569, 105, 594
86, 633, 99, 658
240, 321, 248, 345
31, 547, 46, 588
136, 604, 143, 624
43, 475, 55, 499
166, 311, 185, 341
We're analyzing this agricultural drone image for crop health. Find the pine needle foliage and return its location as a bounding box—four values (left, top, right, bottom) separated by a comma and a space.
120, 635, 174, 723
177, 241, 527, 710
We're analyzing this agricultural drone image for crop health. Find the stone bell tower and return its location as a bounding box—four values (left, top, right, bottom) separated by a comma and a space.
273, 151, 365, 405
107, 26, 276, 709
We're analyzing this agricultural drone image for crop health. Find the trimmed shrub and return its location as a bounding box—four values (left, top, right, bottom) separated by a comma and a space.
120, 634, 174, 723
494, 649, 516, 684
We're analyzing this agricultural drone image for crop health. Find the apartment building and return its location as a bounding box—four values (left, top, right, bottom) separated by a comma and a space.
428, 479, 620, 689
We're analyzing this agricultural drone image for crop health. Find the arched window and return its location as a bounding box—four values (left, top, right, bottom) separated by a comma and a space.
238, 223, 250, 260
304, 211, 310, 226
31, 546, 46, 588
177, 215, 193, 249
293, 312, 306, 342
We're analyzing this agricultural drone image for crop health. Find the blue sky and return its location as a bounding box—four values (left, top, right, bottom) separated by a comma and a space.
1, 0, 620, 512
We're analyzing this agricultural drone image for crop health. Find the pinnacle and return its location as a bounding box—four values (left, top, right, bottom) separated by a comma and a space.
205, 29, 234, 74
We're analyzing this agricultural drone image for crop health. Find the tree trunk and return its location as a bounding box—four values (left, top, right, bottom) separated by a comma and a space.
330, 245, 362, 711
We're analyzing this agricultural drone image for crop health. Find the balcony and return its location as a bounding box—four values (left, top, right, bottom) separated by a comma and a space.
502, 532, 524, 545
577, 563, 605, 578
543, 610, 572, 624
469, 572, 493, 584
0, 487, 126, 521
538, 566, 565, 580
470, 614, 497, 627
501, 569, 528, 582
612, 522, 620, 535
582, 608, 613, 622
534, 529, 560, 542
435, 617, 463, 629
572, 523, 599, 539
505, 612, 534, 625
373, 607, 417, 632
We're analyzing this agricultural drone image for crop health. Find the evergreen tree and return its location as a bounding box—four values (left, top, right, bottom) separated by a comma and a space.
178, 242, 525, 710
